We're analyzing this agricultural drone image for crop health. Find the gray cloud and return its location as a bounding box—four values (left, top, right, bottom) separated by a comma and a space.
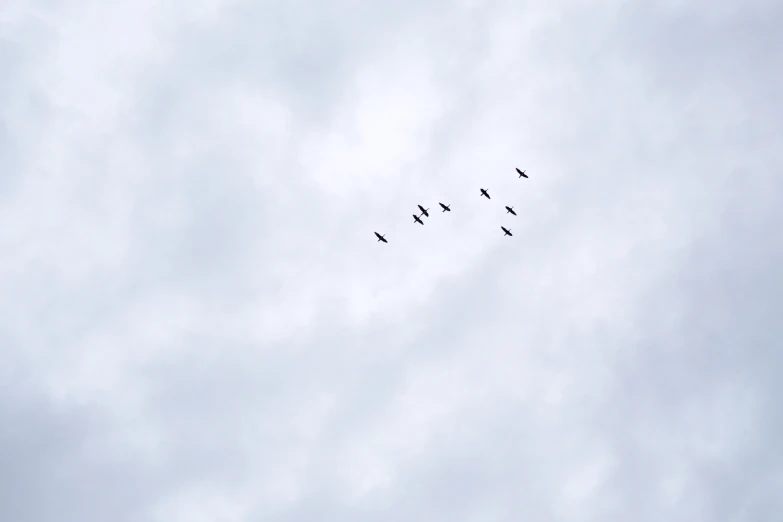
1, 0, 781, 521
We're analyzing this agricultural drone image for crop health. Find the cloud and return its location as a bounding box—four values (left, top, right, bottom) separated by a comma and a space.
1, 0, 781, 521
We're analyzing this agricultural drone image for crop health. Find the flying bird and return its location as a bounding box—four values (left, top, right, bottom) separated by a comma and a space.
505, 206, 517, 215
439, 203, 451, 212
516, 168, 528, 178
501, 226, 513, 236
374, 232, 388, 243
417, 205, 430, 217
480, 188, 491, 199
413, 214, 424, 225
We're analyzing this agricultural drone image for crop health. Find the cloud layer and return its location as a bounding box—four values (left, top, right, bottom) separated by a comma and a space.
1, 1, 781, 521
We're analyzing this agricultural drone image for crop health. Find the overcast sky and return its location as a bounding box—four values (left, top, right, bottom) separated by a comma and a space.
1, 1, 782, 521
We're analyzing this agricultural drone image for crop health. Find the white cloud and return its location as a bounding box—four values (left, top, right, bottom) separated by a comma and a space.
1, 0, 782, 521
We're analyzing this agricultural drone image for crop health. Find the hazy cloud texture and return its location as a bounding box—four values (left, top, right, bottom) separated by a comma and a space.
1, 0, 781, 521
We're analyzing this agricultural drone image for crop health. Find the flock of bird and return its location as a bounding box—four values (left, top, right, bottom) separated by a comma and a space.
374, 167, 529, 243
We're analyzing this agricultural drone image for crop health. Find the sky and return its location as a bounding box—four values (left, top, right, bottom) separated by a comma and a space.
1, 0, 782, 521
